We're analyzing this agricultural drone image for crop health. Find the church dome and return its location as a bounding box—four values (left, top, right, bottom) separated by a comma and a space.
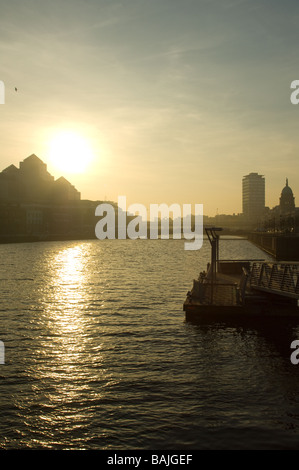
280, 178, 295, 213
281, 178, 293, 196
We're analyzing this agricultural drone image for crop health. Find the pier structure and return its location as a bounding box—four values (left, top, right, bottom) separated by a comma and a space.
184, 227, 299, 322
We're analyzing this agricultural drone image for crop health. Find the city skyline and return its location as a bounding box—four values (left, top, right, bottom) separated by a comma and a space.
1, 0, 299, 216
0, 153, 296, 218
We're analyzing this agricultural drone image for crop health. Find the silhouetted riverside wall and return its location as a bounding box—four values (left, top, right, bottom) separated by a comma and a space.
248, 232, 299, 261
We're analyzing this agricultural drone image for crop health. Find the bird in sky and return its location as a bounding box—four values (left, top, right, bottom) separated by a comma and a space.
15, 87, 17, 92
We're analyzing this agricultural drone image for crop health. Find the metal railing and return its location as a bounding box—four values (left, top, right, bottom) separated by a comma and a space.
250, 262, 299, 298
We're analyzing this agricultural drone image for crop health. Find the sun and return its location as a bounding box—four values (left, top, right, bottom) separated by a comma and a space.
47, 130, 95, 174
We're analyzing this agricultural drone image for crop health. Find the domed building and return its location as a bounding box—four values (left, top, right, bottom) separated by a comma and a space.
280, 178, 295, 214
263, 178, 298, 233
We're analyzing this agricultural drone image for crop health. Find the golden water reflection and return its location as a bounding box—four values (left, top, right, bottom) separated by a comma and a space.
41, 243, 103, 369
13, 242, 110, 448
48, 244, 87, 328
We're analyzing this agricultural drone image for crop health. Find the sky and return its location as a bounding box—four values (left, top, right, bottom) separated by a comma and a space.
1, 0, 299, 216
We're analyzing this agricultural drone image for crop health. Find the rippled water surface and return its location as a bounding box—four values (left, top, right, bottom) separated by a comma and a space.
1, 238, 299, 450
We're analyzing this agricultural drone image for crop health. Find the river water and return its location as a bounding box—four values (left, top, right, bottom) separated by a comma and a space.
1, 237, 299, 450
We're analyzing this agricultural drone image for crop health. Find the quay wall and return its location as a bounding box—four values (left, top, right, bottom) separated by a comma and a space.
248, 232, 299, 261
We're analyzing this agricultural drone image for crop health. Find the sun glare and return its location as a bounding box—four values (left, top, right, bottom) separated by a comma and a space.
48, 130, 95, 174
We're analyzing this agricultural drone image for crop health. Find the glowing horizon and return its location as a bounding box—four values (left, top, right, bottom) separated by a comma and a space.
1, 0, 299, 216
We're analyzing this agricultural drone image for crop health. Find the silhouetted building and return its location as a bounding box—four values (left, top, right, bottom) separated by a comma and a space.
0, 154, 81, 204
280, 178, 295, 214
0, 154, 85, 239
53, 177, 81, 203
0, 164, 23, 202
263, 178, 298, 233
242, 172, 265, 225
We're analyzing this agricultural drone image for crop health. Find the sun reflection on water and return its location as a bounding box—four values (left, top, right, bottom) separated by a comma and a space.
47, 244, 88, 331
37, 242, 106, 376
2, 242, 116, 449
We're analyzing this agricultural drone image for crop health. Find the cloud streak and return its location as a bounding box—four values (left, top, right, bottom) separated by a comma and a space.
1, 0, 299, 214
